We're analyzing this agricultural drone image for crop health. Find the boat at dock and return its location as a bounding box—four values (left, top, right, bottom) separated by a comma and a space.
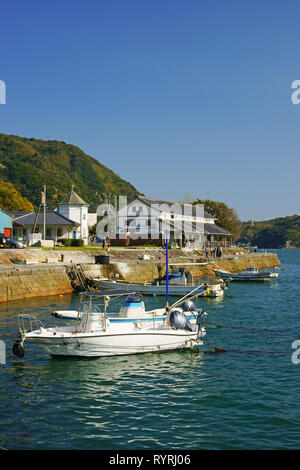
93, 268, 226, 297
213, 266, 279, 282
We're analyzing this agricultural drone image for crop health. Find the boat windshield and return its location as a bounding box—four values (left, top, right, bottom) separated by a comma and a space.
124, 294, 143, 304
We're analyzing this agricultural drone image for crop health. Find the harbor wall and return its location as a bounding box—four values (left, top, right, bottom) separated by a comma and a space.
81, 252, 281, 283
0, 248, 281, 303
0, 266, 72, 303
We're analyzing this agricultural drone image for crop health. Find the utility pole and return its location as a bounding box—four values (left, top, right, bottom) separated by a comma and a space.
41, 184, 46, 240
107, 194, 110, 238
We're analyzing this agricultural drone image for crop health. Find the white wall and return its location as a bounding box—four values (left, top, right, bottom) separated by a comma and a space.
88, 213, 97, 227
58, 205, 89, 243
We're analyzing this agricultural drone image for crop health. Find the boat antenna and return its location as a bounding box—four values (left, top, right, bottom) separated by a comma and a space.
166, 231, 170, 327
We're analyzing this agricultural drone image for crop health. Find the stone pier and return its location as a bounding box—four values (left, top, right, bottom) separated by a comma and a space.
0, 247, 281, 303
0, 265, 72, 303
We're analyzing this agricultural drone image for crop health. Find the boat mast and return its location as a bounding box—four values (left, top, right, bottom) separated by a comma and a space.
166, 231, 170, 327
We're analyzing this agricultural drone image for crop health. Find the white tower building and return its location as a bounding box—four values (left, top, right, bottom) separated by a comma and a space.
58, 187, 89, 244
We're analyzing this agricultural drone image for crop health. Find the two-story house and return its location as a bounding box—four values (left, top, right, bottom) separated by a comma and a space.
115, 195, 232, 248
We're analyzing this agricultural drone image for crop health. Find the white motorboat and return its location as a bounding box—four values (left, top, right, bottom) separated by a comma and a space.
12, 236, 207, 358
12, 291, 206, 358
213, 266, 279, 282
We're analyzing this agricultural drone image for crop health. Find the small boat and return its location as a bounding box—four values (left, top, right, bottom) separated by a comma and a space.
12, 233, 207, 358
93, 268, 225, 297
214, 266, 279, 282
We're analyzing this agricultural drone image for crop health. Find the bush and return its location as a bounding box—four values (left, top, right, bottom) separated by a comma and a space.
57, 238, 84, 247
72, 239, 84, 247
57, 238, 72, 246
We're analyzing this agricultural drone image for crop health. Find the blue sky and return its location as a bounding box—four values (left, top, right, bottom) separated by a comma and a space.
0, 0, 300, 221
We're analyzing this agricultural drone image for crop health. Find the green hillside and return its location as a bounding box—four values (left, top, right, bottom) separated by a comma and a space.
239, 215, 300, 248
0, 133, 140, 208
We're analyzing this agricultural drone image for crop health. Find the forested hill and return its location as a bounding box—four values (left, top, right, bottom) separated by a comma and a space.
0, 133, 140, 209
240, 215, 300, 248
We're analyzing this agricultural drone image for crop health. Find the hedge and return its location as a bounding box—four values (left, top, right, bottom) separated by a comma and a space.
57, 238, 84, 247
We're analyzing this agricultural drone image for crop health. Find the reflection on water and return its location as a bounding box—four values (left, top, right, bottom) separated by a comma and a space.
1, 251, 300, 449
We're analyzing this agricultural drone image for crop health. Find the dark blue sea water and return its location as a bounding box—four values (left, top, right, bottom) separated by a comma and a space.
0, 250, 299, 450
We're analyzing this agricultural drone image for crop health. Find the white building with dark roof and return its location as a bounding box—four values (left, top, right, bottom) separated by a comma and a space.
116, 195, 232, 249
10, 188, 93, 244
57, 188, 89, 243
11, 210, 80, 241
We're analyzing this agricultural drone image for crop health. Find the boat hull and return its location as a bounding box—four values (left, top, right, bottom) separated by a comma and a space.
27, 329, 201, 357
214, 270, 277, 282
93, 279, 223, 296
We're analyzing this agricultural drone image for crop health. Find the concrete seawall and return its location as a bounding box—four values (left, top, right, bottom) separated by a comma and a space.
0, 265, 72, 303
82, 252, 281, 283
0, 248, 281, 303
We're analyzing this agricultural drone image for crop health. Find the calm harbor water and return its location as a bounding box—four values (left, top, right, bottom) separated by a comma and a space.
0, 249, 300, 450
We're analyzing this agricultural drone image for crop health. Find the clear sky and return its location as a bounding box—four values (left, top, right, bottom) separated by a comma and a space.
0, 0, 300, 221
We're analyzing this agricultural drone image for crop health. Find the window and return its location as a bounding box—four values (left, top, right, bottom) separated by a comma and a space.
46, 228, 51, 237
57, 228, 62, 237
135, 205, 143, 217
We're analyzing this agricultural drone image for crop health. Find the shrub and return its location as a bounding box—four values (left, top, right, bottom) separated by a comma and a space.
57, 238, 72, 246
72, 239, 84, 247
57, 238, 84, 247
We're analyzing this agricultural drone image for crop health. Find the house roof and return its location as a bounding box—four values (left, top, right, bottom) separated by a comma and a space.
9, 211, 80, 227
8, 210, 31, 219
168, 220, 232, 236
58, 189, 89, 206
203, 223, 232, 236
132, 195, 215, 219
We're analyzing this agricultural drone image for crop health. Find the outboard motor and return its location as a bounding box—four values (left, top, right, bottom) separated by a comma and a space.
195, 307, 206, 319
182, 300, 206, 319
195, 309, 207, 340
170, 310, 194, 332
182, 299, 196, 312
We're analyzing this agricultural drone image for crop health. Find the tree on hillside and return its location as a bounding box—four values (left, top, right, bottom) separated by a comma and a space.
239, 215, 300, 248
0, 133, 140, 208
0, 179, 33, 211
193, 198, 242, 239
252, 228, 286, 248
